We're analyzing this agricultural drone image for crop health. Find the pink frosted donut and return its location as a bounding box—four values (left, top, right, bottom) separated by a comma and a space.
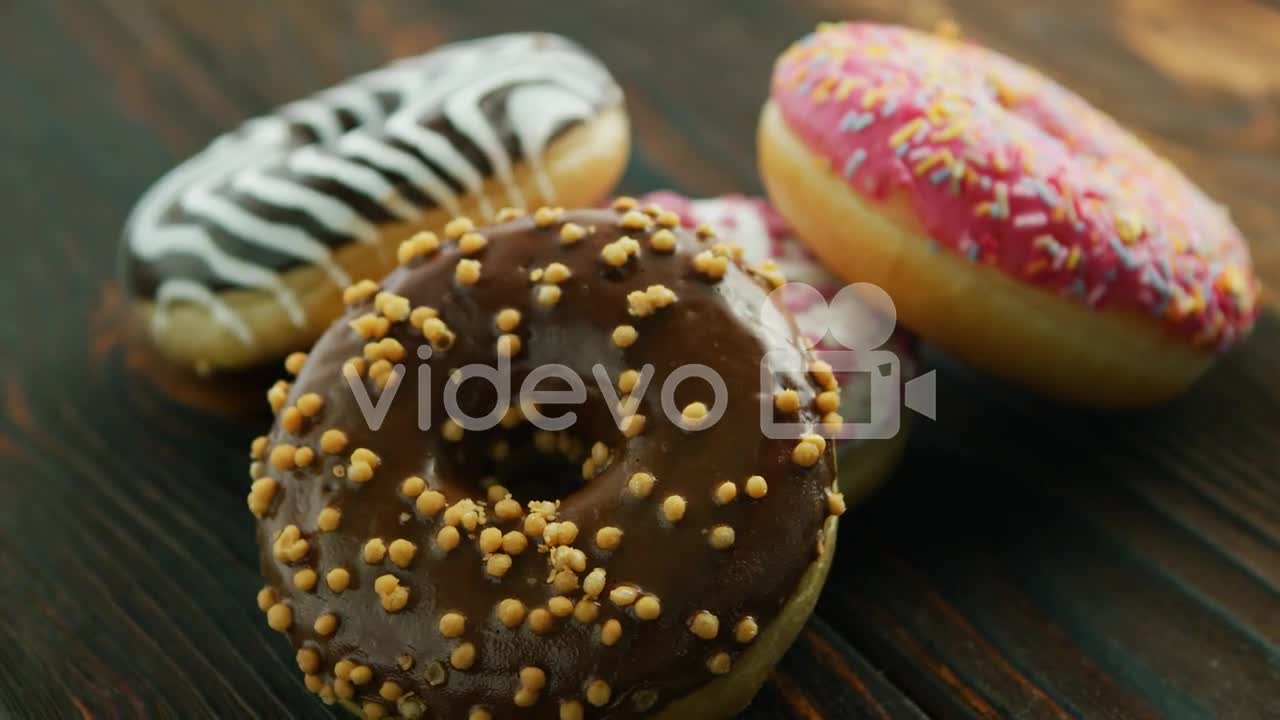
640, 191, 915, 502
758, 22, 1260, 406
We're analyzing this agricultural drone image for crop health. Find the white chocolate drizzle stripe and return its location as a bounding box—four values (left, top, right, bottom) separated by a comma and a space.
384, 115, 494, 219
442, 56, 610, 209
321, 85, 385, 128
129, 150, 310, 328
231, 168, 380, 245
336, 132, 463, 218
126, 33, 622, 351
281, 99, 343, 142
153, 278, 255, 346
181, 186, 351, 289
287, 146, 422, 224
508, 86, 596, 203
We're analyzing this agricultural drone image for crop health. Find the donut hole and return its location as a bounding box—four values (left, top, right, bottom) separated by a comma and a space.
486, 428, 597, 502
440, 374, 609, 503
435, 421, 604, 505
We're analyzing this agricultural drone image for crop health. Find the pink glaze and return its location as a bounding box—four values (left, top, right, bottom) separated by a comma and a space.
770, 22, 1259, 351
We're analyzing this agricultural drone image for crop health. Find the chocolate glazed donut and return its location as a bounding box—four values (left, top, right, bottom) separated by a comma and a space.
249, 200, 846, 719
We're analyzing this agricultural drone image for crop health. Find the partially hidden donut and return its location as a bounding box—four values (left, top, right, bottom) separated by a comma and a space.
248, 200, 846, 719
640, 191, 916, 504
123, 33, 628, 373
759, 22, 1260, 406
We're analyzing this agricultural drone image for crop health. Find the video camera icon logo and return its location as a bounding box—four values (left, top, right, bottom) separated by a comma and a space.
759, 282, 935, 441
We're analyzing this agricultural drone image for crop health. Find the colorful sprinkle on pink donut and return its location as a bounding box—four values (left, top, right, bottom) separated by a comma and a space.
771, 22, 1259, 351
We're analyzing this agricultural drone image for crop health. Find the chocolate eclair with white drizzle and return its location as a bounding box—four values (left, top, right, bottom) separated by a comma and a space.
123, 32, 628, 373
249, 199, 846, 719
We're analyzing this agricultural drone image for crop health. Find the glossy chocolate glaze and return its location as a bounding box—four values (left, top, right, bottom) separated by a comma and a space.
254, 207, 837, 718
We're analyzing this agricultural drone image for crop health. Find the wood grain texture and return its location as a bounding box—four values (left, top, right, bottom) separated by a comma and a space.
1, 0, 1277, 718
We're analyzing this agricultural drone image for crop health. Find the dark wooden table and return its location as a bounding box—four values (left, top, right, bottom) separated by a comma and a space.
2, 1, 1277, 718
